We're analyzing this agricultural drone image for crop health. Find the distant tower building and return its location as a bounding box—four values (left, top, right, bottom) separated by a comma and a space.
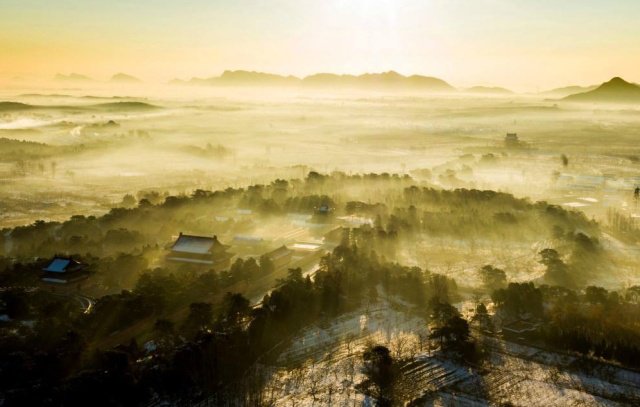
505, 133, 519, 148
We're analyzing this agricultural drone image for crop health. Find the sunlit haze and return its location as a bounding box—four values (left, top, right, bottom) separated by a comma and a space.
3, 2, 640, 406
2, 0, 640, 90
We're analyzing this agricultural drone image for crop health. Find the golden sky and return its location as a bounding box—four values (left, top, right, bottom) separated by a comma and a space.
2, 0, 640, 91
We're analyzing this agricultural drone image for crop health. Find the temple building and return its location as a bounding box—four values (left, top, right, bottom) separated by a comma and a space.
264, 245, 293, 270
167, 233, 234, 269
41, 257, 88, 285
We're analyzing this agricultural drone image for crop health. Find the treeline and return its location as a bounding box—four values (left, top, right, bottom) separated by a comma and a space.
492, 282, 640, 368
0, 172, 409, 259
138, 242, 461, 404
397, 186, 598, 240
1, 172, 600, 264
341, 185, 600, 248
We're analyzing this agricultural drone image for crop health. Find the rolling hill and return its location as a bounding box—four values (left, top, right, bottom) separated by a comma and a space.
92, 101, 159, 110
0, 101, 37, 112
541, 85, 597, 97
562, 77, 640, 103
0, 101, 159, 112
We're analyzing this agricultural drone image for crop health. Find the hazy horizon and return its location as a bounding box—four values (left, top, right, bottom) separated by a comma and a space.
2, 0, 640, 92
1, 68, 631, 94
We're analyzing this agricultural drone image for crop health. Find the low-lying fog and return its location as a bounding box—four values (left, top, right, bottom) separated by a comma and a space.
1, 84, 639, 231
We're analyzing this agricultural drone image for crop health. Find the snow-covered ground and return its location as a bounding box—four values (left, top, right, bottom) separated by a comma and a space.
259, 302, 640, 406
262, 302, 428, 406
422, 335, 640, 406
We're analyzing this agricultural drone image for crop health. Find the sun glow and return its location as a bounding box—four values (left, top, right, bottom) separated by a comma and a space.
1, 0, 640, 90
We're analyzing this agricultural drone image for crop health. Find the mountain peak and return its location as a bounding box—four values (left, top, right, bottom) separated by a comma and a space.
562, 76, 640, 103
600, 76, 631, 88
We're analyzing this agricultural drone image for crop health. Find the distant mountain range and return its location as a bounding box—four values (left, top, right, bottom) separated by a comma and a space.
172, 70, 455, 92
561, 77, 640, 103
46, 71, 640, 103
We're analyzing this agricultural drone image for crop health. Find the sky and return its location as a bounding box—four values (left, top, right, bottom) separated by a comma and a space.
2, 0, 640, 91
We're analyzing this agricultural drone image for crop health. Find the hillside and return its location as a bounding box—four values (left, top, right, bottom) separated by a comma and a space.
562, 77, 640, 103
0, 100, 158, 112
91, 101, 159, 110
0, 101, 36, 112
541, 85, 597, 97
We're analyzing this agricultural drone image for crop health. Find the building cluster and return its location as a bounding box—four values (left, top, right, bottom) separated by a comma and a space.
39, 231, 328, 289
37, 208, 359, 291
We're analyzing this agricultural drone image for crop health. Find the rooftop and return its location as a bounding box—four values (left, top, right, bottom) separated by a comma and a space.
267, 245, 292, 260
171, 233, 228, 255
43, 257, 82, 273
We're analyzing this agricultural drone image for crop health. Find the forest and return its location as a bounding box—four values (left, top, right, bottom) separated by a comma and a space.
0, 172, 639, 406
